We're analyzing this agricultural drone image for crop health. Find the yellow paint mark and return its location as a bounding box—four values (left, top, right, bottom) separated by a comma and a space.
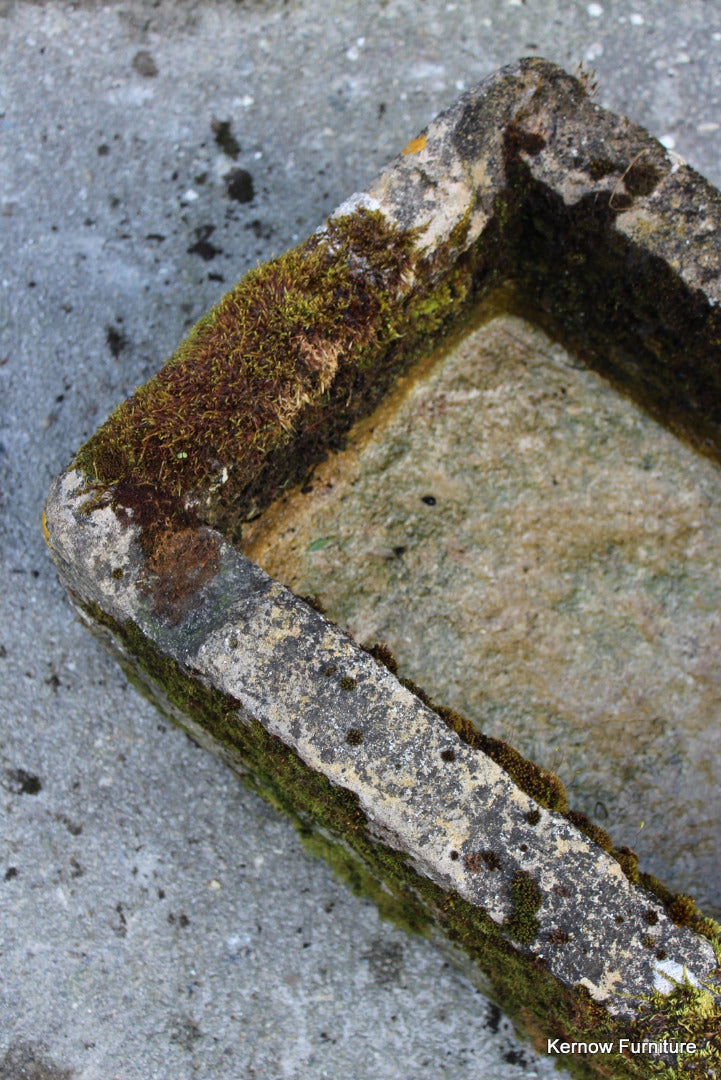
41, 509, 51, 546
402, 134, 427, 156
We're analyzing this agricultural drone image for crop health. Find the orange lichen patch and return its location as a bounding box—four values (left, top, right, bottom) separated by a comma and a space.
402, 134, 427, 156
41, 509, 51, 546
143, 527, 221, 624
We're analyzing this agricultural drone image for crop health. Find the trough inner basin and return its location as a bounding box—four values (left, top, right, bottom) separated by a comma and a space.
242, 293, 721, 916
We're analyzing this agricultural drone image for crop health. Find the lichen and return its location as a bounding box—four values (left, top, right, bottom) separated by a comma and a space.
370, 649, 721, 947
73, 596, 720, 1080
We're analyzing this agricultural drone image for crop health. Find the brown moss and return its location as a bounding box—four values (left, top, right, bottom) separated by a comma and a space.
464, 850, 501, 874
144, 527, 221, 623
299, 593, 327, 615
74, 209, 419, 502
615, 847, 641, 886
362, 641, 399, 676
566, 810, 614, 853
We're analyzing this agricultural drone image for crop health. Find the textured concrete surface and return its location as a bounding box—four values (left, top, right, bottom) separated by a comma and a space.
3, 3, 721, 1079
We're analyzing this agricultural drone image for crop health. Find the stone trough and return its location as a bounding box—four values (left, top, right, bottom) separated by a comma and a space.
44, 59, 721, 1078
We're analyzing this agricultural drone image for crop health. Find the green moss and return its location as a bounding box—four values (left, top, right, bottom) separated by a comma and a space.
631, 975, 721, 1078
77, 596, 721, 1080
616, 847, 641, 886
566, 809, 614, 853
71, 201, 507, 544
74, 209, 418, 500
296, 828, 429, 936
504, 871, 544, 946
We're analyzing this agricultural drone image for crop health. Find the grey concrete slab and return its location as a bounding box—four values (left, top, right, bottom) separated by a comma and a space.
2, 3, 721, 1079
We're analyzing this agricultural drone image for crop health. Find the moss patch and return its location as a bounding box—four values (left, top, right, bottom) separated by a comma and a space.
505, 871, 544, 946
632, 975, 721, 1078
73, 200, 512, 544
75, 210, 417, 498
74, 595, 721, 1080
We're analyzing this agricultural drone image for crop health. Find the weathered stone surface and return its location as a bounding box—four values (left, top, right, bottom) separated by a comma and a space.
242, 309, 721, 915
44, 465, 718, 1017
44, 58, 721, 1076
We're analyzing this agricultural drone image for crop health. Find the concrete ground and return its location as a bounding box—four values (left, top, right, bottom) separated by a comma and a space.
1, 2, 720, 1078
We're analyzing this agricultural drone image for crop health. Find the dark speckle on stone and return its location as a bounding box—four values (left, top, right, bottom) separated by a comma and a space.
187, 225, 222, 261
363, 937, 404, 986
244, 218, 274, 240
486, 1002, 502, 1033
169, 1016, 203, 1052
226, 168, 255, 204
132, 50, 158, 78
212, 119, 240, 159
624, 157, 662, 197
97, 144, 109, 156
105, 325, 127, 359
4, 866, 18, 880
5, 768, 42, 795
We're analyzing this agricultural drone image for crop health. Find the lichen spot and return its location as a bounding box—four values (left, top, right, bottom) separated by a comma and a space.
41, 509, 51, 546
402, 134, 427, 156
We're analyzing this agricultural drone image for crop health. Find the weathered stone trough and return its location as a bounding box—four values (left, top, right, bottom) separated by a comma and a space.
44, 59, 721, 1078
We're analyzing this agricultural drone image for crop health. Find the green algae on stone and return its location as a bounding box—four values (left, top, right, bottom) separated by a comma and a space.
73, 597, 720, 1080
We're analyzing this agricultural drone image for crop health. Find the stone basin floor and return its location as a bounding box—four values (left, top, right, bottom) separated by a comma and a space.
244, 307, 721, 917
